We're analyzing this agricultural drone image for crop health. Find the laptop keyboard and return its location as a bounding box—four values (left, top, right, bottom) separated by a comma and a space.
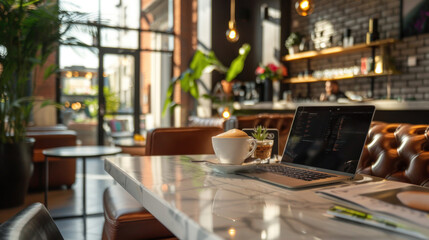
257, 165, 335, 181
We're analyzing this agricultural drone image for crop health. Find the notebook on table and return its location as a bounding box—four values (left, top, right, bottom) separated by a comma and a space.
240, 105, 375, 189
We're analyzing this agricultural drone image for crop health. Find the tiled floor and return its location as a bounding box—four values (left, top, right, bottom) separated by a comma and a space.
0, 157, 114, 240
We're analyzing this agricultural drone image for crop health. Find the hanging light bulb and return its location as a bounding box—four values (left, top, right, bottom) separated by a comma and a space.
226, 0, 239, 42
295, 0, 314, 16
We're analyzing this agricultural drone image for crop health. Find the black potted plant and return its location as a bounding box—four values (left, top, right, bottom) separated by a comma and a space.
0, 0, 80, 208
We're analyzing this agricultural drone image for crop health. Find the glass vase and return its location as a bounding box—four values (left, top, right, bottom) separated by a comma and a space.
253, 139, 273, 163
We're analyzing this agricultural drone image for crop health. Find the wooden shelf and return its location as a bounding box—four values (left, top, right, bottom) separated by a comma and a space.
283, 38, 396, 61
283, 71, 397, 84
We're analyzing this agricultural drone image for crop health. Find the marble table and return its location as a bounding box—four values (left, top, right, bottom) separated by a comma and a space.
43, 146, 122, 217
105, 155, 416, 240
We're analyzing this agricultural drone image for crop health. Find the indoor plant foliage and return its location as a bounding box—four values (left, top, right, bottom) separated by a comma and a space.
163, 43, 251, 115
252, 125, 268, 141
0, 0, 81, 208
285, 32, 302, 54
0, 0, 80, 143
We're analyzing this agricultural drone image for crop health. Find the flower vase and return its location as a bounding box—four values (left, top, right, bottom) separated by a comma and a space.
256, 77, 265, 102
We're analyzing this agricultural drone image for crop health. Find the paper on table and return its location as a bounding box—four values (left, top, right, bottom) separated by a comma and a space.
317, 181, 429, 229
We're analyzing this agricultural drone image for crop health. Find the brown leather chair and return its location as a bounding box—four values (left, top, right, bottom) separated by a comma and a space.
103, 127, 224, 240
26, 130, 77, 190
358, 122, 429, 187
145, 127, 223, 156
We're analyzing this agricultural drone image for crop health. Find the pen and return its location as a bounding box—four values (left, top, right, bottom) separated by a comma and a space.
327, 205, 428, 239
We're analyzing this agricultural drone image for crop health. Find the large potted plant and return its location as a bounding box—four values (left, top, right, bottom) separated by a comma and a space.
163, 43, 251, 115
0, 0, 77, 208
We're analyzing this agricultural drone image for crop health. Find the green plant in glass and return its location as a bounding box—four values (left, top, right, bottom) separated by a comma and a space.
252, 125, 273, 163
162, 43, 251, 115
252, 125, 268, 141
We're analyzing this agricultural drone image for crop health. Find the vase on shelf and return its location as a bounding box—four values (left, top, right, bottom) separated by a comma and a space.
263, 79, 273, 102
272, 80, 280, 102
255, 77, 265, 102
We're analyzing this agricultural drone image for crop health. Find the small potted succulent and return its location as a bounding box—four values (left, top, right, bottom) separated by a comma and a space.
285, 32, 302, 55
252, 125, 274, 163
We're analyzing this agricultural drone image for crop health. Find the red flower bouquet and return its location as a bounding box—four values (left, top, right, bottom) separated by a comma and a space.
255, 63, 287, 81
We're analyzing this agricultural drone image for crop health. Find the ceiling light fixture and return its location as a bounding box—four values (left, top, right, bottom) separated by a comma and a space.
226, 0, 239, 42
295, 0, 314, 16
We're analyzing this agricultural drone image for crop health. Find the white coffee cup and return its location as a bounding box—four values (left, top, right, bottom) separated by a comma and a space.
212, 137, 257, 165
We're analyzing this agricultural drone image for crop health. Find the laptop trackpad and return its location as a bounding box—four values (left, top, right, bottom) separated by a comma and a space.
241, 172, 349, 189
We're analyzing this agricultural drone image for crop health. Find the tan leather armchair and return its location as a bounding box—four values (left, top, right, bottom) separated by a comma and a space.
103, 127, 224, 240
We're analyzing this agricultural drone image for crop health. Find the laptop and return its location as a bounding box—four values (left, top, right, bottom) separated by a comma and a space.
240, 105, 375, 189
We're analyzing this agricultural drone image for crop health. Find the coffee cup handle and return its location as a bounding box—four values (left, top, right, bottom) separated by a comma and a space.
245, 138, 257, 159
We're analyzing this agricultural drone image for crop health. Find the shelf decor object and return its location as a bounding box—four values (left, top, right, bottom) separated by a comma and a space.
366, 18, 379, 44
283, 38, 396, 61
226, 0, 239, 42
284, 71, 397, 84
281, 38, 398, 98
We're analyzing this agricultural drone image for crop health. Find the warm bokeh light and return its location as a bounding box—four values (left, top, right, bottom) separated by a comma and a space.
85, 72, 93, 79
65, 71, 72, 78
228, 228, 236, 237
300, 0, 309, 10
226, 28, 239, 42
222, 109, 231, 119
71, 102, 81, 111
64, 101, 70, 108
295, 0, 314, 16
73, 71, 79, 77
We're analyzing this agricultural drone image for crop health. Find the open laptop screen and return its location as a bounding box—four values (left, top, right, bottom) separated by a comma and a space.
282, 105, 375, 174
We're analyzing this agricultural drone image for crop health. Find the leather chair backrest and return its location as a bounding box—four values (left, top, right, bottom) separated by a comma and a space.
358, 122, 429, 187
145, 127, 224, 156
188, 116, 226, 129
0, 203, 63, 240
26, 130, 77, 162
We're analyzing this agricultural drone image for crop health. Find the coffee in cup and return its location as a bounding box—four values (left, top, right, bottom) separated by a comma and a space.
212, 129, 257, 165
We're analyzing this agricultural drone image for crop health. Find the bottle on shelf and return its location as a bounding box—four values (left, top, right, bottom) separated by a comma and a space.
366, 18, 379, 44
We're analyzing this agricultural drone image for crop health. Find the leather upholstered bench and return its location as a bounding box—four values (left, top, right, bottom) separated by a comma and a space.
102, 127, 224, 240
26, 130, 77, 189
358, 122, 429, 187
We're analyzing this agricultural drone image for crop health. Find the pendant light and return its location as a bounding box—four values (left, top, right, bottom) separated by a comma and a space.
226, 0, 239, 42
295, 0, 314, 16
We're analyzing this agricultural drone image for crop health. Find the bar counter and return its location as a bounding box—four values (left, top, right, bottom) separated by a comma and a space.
233, 100, 429, 124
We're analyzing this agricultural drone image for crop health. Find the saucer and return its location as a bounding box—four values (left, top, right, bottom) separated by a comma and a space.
204, 159, 260, 174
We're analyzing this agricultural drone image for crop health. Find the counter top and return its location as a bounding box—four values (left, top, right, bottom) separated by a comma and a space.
105, 155, 419, 240
233, 100, 429, 111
